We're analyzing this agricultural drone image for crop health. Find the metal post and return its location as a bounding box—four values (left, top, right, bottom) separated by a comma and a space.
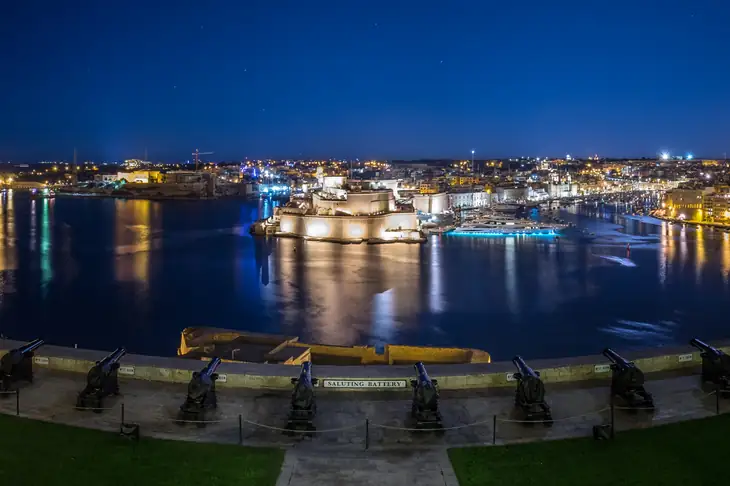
717, 386, 721, 415
121, 402, 125, 426
15, 388, 19, 416
365, 418, 370, 451
238, 414, 243, 445
492, 415, 496, 445
610, 398, 615, 440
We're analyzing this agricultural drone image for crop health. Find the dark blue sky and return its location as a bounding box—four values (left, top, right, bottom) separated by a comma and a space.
2, 1, 729, 162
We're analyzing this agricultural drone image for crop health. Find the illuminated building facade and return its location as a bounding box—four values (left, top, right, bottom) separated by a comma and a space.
664, 189, 707, 221
277, 184, 420, 243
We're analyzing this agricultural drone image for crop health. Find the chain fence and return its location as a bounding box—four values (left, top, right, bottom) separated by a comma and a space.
1, 384, 729, 450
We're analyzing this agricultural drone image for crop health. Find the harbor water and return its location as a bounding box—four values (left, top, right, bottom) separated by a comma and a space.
0, 191, 728, 361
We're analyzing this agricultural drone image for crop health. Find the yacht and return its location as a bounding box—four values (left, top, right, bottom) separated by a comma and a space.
452, 214, 568, 236
491, 203, 522, 213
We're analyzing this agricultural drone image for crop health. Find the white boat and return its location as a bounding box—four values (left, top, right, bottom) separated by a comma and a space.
451, 215, 568, 236
491, 203, 522, 213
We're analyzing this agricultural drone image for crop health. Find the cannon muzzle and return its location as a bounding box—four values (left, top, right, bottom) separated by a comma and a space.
512, 355, 539, 379
200, 357, 222, 378
414, 362, 432, 384
97, 347, 126, 368
292, 361, 316, 386
603, 348, 632, 367
17, 339, 45, 355
690, 338, 722, 357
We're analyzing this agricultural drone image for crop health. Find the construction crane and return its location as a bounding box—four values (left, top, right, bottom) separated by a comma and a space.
192, 149, 214, 171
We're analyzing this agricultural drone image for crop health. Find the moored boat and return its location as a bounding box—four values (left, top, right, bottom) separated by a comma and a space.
178, 327, 491, 365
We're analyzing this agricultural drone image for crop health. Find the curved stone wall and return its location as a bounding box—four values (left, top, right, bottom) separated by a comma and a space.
1, 340, 726, 391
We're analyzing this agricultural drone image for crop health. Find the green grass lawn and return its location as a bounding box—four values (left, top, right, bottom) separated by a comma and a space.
449, 413, 730, 486
0, 414, 284, 486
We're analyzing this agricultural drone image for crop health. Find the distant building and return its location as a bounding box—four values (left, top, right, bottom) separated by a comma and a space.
117, 170, 162, 184
495, 186, 529, 202
276, 180, 420, 243
413, 193, 448, 214
664, 188, 710, 221
448, 190, 490, 209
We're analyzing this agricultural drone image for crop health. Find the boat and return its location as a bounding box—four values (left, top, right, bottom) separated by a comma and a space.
178, 327, 491, 365
30, 188, 55, 199
450, 214, 568, 236
491, 203, 522, 213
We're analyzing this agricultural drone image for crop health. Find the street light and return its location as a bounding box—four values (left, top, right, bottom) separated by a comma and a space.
471, 150, 475, 174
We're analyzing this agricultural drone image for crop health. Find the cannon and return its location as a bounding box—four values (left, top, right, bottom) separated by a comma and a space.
603, 348, 654, 409
0, 339, 45, 393
76, 347, 126, 411
410, 362, 442, 429
286, 361, 318, 433
178, 357, 221, 425
690, 338, 730, 392
512, 356, 552, 422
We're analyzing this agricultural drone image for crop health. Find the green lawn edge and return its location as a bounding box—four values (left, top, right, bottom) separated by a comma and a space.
448, 413, 730, 486
0, 413, 284, 486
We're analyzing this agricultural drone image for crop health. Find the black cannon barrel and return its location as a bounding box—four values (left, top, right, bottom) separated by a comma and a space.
200, 357, 222, 377
299, 361, 313, 386
97, 347, 126, 368
690, 338, 722, 356
603, 348, 632, 367
16, 338, 45, 355
513, 355, 539, 379
414, 361, 432, 385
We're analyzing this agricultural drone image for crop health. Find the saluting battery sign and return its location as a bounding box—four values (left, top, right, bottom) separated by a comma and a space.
323, 379, 407, 389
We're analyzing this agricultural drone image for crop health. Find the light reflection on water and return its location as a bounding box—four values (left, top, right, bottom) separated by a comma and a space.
0, 192, 729, 360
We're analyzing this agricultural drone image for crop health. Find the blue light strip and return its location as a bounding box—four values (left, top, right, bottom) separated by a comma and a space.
449, 231, 557, 237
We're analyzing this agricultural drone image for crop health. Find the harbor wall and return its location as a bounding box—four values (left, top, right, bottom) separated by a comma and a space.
278, 211, 419, 242
1, 339, 726, 390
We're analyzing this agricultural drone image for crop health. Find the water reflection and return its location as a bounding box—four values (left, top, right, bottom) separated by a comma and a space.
721, 233, 730, 287
40, 199, 53, 294
0, 192, 18, 301
695, 226, 705, 284
505, 238, 519, 317
114, 200, 159, 292
429, 236, 444, 314
30, 200, 36, 252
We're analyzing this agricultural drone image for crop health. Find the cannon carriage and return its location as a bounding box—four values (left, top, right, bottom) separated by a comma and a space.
285, 361, 318, 434
0, 339, 44, 393
178, 357, 221, 425
76, 347, 127, 411
410, 362, 442, 429
512, 356, 552, 423
690, 338, 730, 393
603, 348, 654, 409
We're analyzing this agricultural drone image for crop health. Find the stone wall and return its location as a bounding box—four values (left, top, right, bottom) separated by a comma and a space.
1, 339, 726, 391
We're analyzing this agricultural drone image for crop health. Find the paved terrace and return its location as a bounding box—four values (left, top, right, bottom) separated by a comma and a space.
2, 340, 729, 486
0, 367, 726, 450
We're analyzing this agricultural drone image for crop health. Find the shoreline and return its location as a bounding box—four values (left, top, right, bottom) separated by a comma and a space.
652, 213, 730, 231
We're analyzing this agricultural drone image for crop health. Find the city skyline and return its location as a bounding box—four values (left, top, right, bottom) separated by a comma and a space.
2, 2, 730, 161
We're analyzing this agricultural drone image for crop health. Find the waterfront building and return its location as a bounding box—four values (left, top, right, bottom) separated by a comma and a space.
495, 185, 529, 202
413, 192, 448, 214
663, 188, 710, 221
448, 189, 491, 209
547, 182, 578, 199
702, 193, 730, 222
275, 178, 421, 243
117, 170, 162, 184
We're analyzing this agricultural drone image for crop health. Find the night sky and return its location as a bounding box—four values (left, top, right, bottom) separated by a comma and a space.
2, 1, 730, 162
